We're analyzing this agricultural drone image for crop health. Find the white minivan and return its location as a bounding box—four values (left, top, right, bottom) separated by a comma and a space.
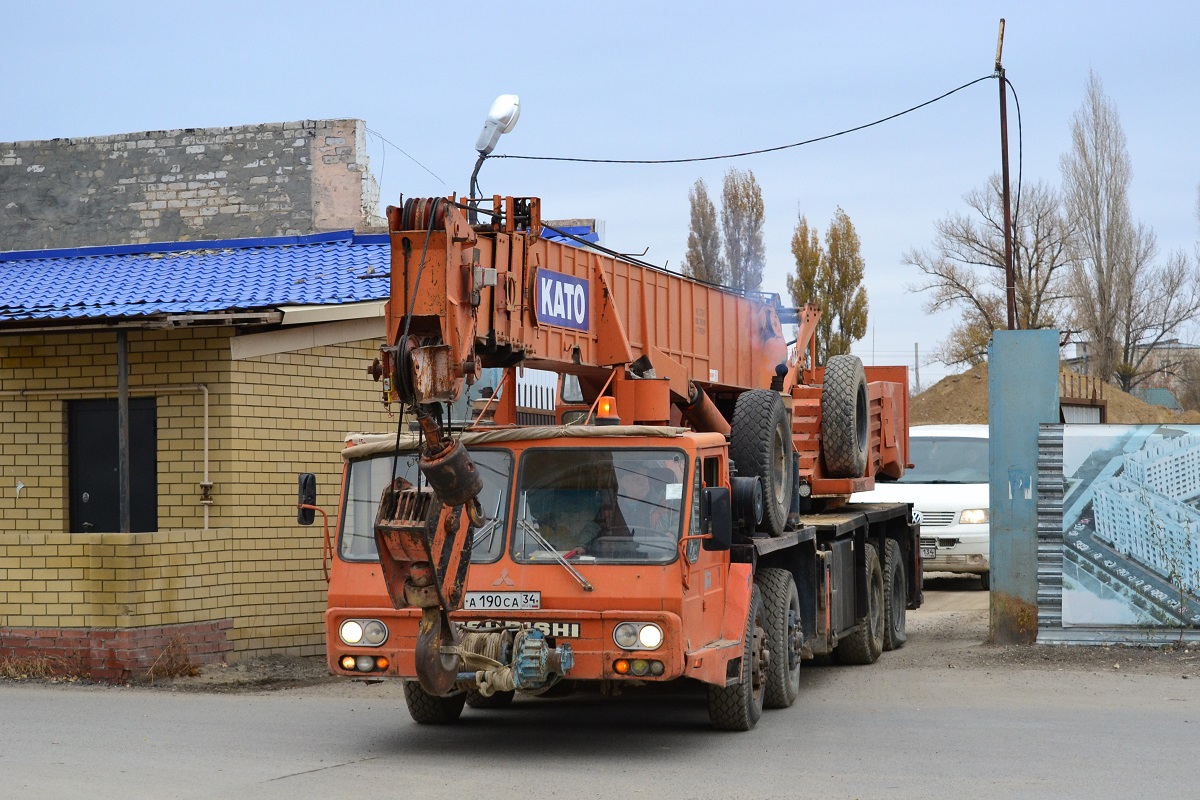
853, 424, 991, 589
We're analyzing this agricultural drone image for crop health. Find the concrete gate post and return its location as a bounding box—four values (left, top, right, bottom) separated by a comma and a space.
987, 330, 1059, 644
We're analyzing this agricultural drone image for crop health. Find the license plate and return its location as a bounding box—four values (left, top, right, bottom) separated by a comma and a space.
462, 591, 541, 611
921, 546, 936, 560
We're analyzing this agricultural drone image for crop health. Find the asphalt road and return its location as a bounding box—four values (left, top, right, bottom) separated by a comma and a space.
3, 583, 1196, 800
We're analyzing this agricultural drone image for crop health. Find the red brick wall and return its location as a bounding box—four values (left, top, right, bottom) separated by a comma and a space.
0, 620, 232, 682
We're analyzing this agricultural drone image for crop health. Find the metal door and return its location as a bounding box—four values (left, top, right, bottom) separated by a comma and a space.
67, 398, 158, 533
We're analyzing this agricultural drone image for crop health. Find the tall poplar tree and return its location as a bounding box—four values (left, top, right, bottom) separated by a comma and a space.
786, 208, 868, 363
721, 169, 766, 291
1061, 71, 1200, 391
682, 179, 726, 284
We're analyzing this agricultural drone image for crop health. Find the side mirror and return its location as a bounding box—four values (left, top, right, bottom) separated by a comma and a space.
297, 473, 316, 525
701, 487, 733, 551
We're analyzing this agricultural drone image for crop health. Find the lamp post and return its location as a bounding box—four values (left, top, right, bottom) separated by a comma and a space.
469, 94, 521, 224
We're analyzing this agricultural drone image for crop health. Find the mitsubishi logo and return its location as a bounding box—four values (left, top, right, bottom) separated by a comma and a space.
492, 569, 515, 587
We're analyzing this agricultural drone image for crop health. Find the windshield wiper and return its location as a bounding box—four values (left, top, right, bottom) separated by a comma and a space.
471, 493, 505, 552
472, 517, 499, 550
517, 513, 594, 592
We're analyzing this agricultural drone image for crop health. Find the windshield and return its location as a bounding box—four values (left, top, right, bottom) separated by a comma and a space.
896, 436, 989, 484
340, 449, 513, 563
513, 448, 686, 565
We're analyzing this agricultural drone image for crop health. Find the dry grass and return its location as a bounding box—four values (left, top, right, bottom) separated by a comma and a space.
0, 653, 78, 681
145, 635, 200, 681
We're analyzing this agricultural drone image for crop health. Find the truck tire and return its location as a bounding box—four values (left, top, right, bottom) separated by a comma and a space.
882, 538, 908, 651
403, 681, 467, 724
836, 542, 884, 665
821, 354, 869, 478
706, 585, 767, 731
756, 568, 802, 708
730, 390, 793, 536
465, 689, 515, 709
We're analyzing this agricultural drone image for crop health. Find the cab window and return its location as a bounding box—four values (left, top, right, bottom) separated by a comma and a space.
340, 449, 512, 563
512, 448, 687, 565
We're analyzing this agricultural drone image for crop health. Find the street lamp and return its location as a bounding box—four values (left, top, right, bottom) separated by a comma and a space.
469, 94, 520, 223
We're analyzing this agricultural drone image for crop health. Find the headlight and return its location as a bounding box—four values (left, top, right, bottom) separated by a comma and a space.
339, 619, 388, 647
612, 622, 663, 651
339, 620, 364, 645
637, 624, 663, 649
363, 620, 388, 645
960, 508, 989, 525
614, 622, 640, 649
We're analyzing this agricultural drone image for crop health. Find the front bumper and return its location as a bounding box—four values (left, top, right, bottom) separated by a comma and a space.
325, 608, 684, 684
921, 528, 989, 575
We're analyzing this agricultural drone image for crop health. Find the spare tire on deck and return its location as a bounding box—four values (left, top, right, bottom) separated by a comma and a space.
821, 354, 869, 478
730, 389, 793, 537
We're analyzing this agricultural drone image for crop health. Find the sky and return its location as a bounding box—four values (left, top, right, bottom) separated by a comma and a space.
3, 1, 1198, 390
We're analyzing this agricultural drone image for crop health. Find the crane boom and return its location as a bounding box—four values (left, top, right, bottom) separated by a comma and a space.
380, 195, 792, 415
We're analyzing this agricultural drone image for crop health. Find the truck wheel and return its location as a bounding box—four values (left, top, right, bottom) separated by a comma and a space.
756, 568, 802, 708
465, 689, 515, 709
403, 681, 466, 724
836, 542, 884, 665
706, 585, 767, 731
730, 390, 793, 536
882, 538, 908, 651
821, 355, 868, 478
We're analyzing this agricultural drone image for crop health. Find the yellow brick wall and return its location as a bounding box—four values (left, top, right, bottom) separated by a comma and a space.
0, 327, 391, 659
217, 339, 393, 653
0, 329, 229, 532
0, 530, 234, 629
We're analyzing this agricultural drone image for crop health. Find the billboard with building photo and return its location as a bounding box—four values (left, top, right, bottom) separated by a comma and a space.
1061, 425, 1200, 628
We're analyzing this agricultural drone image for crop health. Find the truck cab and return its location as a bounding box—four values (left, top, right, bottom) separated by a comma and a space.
326, 428, 747, 699
320, 413, 918, 731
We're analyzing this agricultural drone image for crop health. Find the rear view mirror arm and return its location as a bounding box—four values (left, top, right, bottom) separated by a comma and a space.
296, 503, 334, 583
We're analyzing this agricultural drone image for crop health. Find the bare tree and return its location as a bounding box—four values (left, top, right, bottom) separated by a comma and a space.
1061, 71, 1200, 391
786, 209, 868, 363
720, 168, 765, 291
682, 179, 726, 284
1108, 246, 1200, 391
906, 175, 1074, 366
1175, 352, 1200, 412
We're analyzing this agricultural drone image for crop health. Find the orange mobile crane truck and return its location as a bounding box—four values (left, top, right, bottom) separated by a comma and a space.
299, 193, 921, 731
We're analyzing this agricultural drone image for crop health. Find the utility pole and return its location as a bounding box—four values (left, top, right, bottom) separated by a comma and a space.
996, 18, 1017, 330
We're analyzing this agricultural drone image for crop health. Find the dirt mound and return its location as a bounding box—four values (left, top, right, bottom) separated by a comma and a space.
910, 362, 1200, 425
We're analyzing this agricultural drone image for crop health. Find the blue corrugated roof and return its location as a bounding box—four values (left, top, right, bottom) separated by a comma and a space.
0, 230, 391, 323
541, 225, 599, 246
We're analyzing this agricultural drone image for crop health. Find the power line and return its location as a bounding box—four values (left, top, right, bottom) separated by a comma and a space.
365, 127, 447, 186
1002, 75, 1025, 243
492, 74, 996, 166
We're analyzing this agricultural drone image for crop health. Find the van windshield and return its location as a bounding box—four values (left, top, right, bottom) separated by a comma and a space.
898, 437, 989, 484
